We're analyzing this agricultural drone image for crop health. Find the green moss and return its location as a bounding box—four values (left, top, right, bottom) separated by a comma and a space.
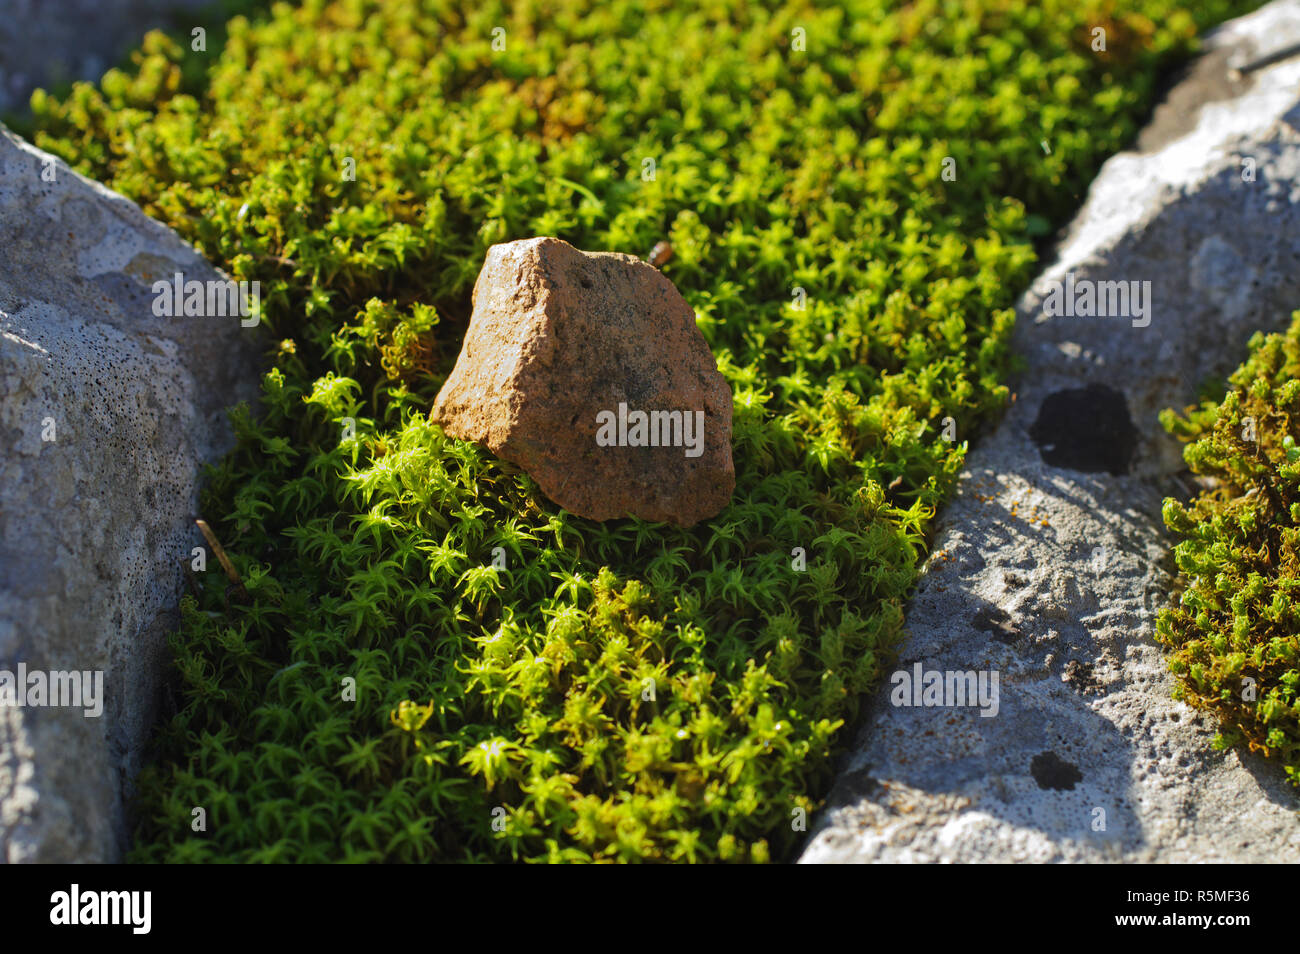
1159, 311, 1300, 788
30, 0, 1258, 862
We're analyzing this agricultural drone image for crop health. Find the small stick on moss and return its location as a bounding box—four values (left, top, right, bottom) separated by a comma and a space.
196, 518, 248, 599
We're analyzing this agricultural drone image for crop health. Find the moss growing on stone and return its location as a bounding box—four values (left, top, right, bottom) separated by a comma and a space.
1159, 311, 1300, 788
30, 0, 1258, 861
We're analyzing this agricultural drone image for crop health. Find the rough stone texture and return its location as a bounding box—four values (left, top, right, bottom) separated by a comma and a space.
0, 0, 211, 114
432, 237, 734, 527
0, 126, 261, 862
801, 0, 1300, 864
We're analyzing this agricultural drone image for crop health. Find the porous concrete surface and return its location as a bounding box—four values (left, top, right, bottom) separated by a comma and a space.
0, 126, 261, 861
801, 0, 1300, 863
0, 0, 212, 114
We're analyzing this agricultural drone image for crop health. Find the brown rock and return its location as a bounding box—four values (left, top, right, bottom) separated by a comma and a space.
431, 237, 734, 526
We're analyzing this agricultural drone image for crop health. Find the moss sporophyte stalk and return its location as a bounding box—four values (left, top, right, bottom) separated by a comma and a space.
26, 0, 1265, 862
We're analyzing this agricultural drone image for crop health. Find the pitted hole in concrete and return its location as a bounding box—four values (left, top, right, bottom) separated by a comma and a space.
1028, 383, 1137, 475
1031, 751, 1084, 791
1063, 659, 1105, 695
973, 606, 1022, 644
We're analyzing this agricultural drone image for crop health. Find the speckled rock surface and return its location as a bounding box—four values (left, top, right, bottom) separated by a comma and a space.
432, 236, 734, 527
0, 0, 211, 113
0, 126, 261, 862
801, 0, 1300, 864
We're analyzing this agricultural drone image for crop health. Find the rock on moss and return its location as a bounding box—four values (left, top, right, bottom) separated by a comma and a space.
432, 237, 734, 527
0, 126, 261, 862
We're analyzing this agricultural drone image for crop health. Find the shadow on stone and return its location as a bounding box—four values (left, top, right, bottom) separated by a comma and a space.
815, 590, 1144, 857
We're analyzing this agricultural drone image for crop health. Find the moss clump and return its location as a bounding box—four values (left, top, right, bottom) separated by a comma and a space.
1158, 311, 1300, 788
31, 0, 1258, 862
